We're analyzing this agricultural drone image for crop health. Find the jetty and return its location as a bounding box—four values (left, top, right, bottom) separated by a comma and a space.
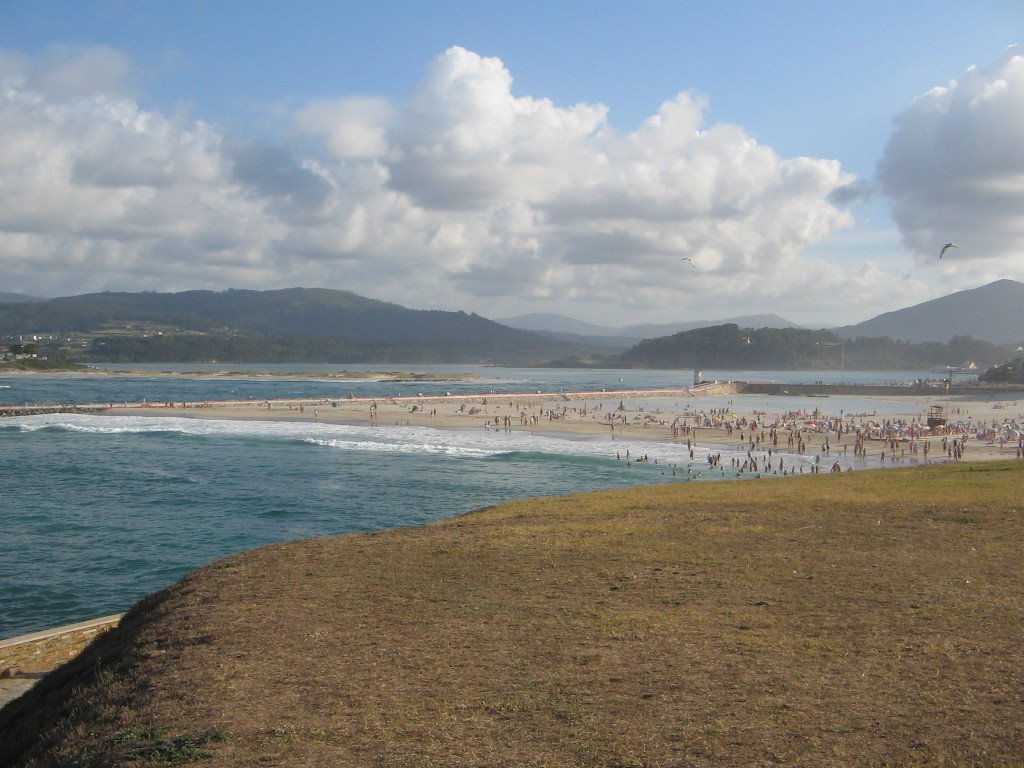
0, 405, 109, 418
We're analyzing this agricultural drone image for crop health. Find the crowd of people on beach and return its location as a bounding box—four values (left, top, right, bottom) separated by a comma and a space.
104, 389, 1024, 477
490, 399, 1024, 477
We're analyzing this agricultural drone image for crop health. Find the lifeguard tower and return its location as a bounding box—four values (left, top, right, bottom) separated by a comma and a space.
926, 405, 947, 429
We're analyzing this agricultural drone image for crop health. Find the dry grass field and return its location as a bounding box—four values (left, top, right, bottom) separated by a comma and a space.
2, 462, 1023, 767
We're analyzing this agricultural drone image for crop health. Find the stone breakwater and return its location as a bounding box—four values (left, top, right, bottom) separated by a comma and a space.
0, 405, 109, 418
736, 382, 943, 397
735, 382, 1024, 397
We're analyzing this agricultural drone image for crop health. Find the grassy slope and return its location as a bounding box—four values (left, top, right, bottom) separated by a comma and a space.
2, 463, 1023, 767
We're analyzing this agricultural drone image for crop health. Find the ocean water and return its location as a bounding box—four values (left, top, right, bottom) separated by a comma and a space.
0, 367, 937, 639
0, 364, 951, 407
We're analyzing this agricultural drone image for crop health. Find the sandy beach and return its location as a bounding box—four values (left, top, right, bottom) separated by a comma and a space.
109, 384, 1024, 467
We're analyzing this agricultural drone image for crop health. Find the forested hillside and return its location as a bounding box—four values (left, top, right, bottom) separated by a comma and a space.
579, 324, 1014, 370
4, 288, 1017, 368
0, 288, 592, 364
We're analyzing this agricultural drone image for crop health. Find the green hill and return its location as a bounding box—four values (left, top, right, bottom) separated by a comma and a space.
606, 323, 1014, 370
0, 288, 593, 364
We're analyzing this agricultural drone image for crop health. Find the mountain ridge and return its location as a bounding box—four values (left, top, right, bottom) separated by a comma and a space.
0, 292, 47, 304
3, 280, 1021, 364
834, 279, 1024, 344
0, 288, 596, 364
503, 280, 1024, 347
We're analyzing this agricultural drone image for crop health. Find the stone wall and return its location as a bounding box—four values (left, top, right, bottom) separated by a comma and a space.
0, 615, 122, 676
687, 381, 740, 396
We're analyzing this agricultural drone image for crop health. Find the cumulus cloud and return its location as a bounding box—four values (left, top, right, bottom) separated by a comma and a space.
0, 43, 883, 322
294, 97, 393, 159
880, 45, 1024, 272
17, 44, 133, 100
828, 181, 873, 205
228, 141, 333, 216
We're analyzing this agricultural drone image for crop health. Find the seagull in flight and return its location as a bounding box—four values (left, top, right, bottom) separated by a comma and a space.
679, 257, 696, 268
939, 242, 958, 259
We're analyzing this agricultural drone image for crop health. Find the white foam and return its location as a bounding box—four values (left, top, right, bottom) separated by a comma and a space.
305, 438, 498, 459
5, 413, 816, 468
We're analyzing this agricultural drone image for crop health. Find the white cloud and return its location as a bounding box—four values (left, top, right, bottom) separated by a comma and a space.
24, 44, 133, 100
0, 43, 887, 324
879, 45, 1024, 276
294, 97, 393, 159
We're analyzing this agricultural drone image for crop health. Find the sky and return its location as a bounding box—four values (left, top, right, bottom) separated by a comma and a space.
0, 1, 1022, 327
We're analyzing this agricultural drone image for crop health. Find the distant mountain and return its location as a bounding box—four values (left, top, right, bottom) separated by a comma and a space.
835, 280, 1024, 345
0, 292, 47, 303
499, 312, 801, 342
497, 313, 618, 336
0, 288, 600, 364
620, 314, 800, 340
518, 330, 635, 352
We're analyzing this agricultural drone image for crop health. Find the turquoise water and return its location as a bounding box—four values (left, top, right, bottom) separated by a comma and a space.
0, 367, 937, 639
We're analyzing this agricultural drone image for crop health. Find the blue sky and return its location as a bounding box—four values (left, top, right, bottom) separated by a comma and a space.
7, 2, 1011, 172
1, 1, 1022, 324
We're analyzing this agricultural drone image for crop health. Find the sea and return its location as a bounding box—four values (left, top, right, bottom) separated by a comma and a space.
0, 365, 950, 639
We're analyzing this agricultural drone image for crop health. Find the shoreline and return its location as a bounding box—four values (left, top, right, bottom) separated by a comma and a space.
5, 377, 1022, 467
3, 387, 1021, 703
92, 383, 1024, 467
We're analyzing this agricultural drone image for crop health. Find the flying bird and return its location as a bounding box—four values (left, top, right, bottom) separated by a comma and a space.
939, 242, 958, 259
679, 257, 696, 268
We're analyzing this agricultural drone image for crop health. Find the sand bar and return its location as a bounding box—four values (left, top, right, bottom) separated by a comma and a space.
100, 382, 1024, 466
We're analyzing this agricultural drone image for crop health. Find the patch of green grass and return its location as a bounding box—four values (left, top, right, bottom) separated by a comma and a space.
111, 726, 229, 764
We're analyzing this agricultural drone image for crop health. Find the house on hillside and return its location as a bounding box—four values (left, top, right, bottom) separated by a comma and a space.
0, 343, 38, 361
